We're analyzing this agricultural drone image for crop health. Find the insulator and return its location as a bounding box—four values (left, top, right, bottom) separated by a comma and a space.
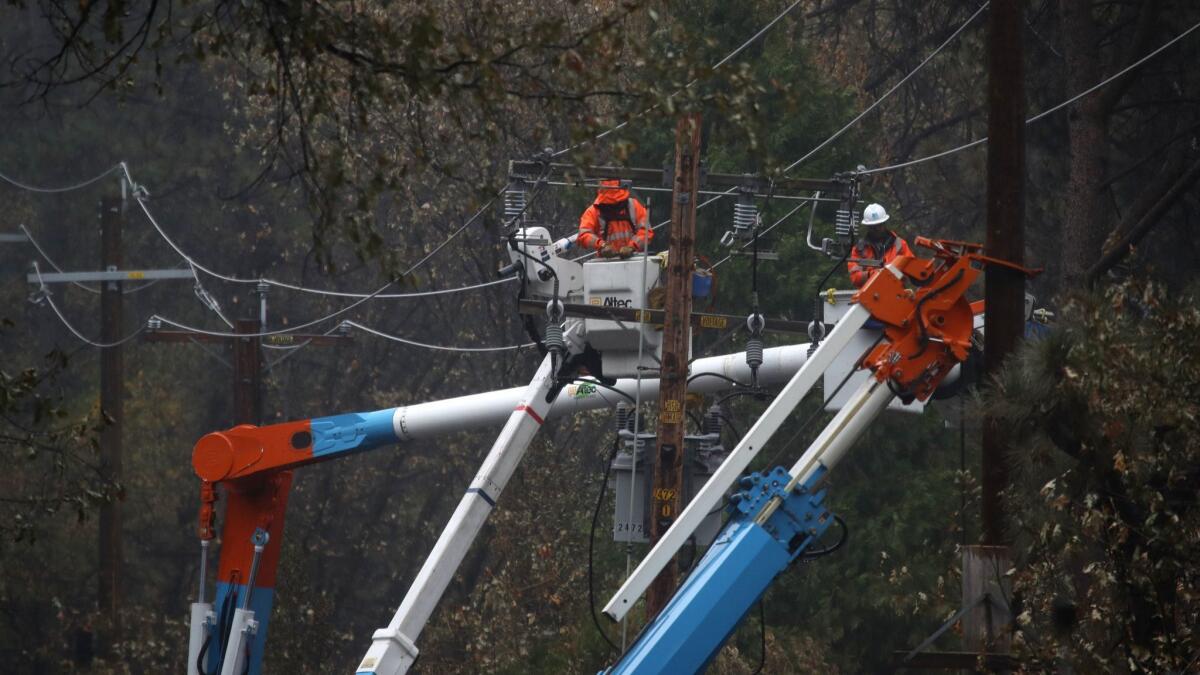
807, 320, 826, 344
704, 405, 722, 436
503, 186, 527, 225
835, 200, 855, 242
732, 199, 758, 241
807, 314, 827, 358
745, 334, 764, 371
543, 320, 565, 356
615, 403, 629, 433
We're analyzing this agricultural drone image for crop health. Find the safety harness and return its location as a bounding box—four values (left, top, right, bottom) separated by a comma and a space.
594, 197, 643, 247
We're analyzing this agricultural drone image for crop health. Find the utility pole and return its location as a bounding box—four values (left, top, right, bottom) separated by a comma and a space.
233, 318, 263, 425
98, 193, 124, 649
646, 113, 702, 618
144, 322, 346, 426
965, 0, 1024, 658
981, 0, 1025, 550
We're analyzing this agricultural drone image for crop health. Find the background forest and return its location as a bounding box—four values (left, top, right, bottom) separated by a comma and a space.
1, 0, 1198, 673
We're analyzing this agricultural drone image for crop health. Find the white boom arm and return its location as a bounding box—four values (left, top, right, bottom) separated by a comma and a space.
356, 352, 559, 675
603, 303, 871, 621
388, 342, 816, 442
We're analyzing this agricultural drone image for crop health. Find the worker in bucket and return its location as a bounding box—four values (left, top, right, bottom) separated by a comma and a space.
578, 179, 654, 258
847, 202, 913, 287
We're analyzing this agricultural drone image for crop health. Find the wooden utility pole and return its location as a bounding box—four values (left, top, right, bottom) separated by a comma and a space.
964, 0, 1024, 658
144, 322, 346, 426
233, 318, 264, 425
646, 113, 702, 618
981, 0, 1025, 549
98, 194, 124, 647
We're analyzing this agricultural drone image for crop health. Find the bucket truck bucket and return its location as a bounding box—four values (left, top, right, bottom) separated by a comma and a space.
582, 256, 665, 378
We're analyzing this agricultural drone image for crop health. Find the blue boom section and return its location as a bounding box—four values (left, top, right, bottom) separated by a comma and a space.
310, 409, 398, 458
606, 466, 834, 675
205, 581, 275, 675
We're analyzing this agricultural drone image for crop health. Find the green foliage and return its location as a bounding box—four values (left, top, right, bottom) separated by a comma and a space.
987, 281, 1200, 672
0, 334, 113, 545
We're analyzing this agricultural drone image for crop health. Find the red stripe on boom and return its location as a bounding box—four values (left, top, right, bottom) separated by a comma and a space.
515, 404, 544, 425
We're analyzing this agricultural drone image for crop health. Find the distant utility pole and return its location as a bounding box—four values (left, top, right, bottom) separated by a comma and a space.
144, 320, 347, 426
25, 192, 197, 653
646, 112, 702, 619
98, 194, 124, 646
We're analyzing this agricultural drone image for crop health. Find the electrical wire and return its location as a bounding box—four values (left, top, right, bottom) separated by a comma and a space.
341, 320, 534, 353
569, 378, 639, 405
120, 163, 513, 300
711, 200, 812, 269
29, 263, 146, 348
782, 1, 990, 173
0, 163, 125, 193
551, 0, 808, 159
752, 599, 767, 675
798, 514, 848, 558
762, 334, 884, 470
140, 183, 503, 340
571, 191, 729, 263
588, 436, 623, 653
18, 224, 168, 295
686, 371, 749, 388
861, 17, 1200, 175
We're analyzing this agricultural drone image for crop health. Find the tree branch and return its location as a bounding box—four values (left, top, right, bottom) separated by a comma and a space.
1087, 152, 1200, 284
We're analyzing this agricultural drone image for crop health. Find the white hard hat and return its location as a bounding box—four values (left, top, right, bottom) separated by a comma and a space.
861, 203, 890, 226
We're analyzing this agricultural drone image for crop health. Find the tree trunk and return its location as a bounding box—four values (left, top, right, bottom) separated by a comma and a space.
1059, 0, 1107, 287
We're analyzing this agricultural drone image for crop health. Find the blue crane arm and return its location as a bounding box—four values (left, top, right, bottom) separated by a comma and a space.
604, 466, 834, 675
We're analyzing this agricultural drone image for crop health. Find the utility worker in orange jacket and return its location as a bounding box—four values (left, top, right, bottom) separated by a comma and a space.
578, 179, 653, 258
847, 203, 914, 287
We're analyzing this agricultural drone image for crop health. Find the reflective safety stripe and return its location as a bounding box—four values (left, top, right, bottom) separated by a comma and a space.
466, 487, 496, 507
514, 404, 544, 425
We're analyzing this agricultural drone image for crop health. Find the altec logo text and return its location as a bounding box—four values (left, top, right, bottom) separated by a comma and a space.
589, 296, 634, 308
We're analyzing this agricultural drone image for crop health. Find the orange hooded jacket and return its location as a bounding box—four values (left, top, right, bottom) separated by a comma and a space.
847, 231, 913, 287
578, 180, 653, 252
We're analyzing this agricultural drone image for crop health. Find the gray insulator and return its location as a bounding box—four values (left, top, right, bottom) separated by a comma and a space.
732, 200, 757, 236
615, 403, 629, 433
544, 321, 566, 356
745, 334, 764, 370
807, 320, 826, 358
807, 320, 826, 343
504, 188, 527, 225
835, 203, 854, 242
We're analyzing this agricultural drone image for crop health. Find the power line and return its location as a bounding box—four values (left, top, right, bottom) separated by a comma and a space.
551, 0, 808, 159
341, 320, 535, 353
121, 164, 508, 299
19, 224, 173, 295
782, 1, 990, 174
29, 262, 146, 348
570, 191, 731, 263
712, 200, 812, 269
862, 17, 1200, 175
0, 163, 125, 194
